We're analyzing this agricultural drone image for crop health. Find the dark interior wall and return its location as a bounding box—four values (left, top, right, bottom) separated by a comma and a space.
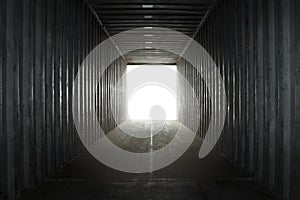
98, 59, 127, 134
177, 0, 299, 199
295, 1, 300, 199
0, 0, 126, 198
177, 59, 211, 137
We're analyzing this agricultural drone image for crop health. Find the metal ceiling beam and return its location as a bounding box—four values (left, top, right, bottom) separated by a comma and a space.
88, 0, 215, 63
108, 31, 194, 36
99, 15, 204, 20
107, 27, 195, 31
92, 4, 209, 10
106, 23, 197, 29
90, 0, 214, 5
102, 20, 200, 24
96, 9, 205, 15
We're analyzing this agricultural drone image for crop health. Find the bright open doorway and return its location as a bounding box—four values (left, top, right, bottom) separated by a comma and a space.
126, 64, 177, 120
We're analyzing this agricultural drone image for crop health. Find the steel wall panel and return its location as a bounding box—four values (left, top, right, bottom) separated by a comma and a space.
0, 0, 5, 197
177, 0, 299, 199
294, 0, 300, 199
0, 0, 126, 198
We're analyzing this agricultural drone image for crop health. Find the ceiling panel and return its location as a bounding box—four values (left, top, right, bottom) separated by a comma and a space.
89, 0, 215, 64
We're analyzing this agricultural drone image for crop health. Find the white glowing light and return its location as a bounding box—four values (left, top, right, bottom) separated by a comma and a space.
128, 85, 177, 120
142, 5, 154, 8
126, 65, 177, 120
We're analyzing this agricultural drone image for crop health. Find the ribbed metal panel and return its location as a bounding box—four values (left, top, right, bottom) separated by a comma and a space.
0, 0, 126, 198
0, 0, 299, 199
177, 0, 299, 199
98, 58, 127, 134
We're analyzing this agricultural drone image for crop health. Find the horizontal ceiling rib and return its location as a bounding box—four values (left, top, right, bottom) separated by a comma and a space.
89, 0, 215, 63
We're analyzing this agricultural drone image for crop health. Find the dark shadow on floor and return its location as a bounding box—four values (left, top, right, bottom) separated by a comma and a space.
20, 121, 276, 200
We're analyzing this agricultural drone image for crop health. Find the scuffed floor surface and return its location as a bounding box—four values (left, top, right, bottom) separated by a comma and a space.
20, 121, 276, 200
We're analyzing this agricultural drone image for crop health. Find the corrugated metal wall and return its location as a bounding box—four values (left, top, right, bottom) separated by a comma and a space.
177, 60, 211, 137
1, 0, 299, 199
0, 0, 126, 198
177, 0, 300, 199
98, 59, 127, 134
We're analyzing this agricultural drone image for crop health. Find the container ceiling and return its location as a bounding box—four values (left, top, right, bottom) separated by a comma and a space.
89, 0, 216, 64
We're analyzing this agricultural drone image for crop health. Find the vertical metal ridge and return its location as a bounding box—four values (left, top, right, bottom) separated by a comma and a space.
0, 0, 127, 198
177, 0, 299, 199
84, 0, 126, 62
